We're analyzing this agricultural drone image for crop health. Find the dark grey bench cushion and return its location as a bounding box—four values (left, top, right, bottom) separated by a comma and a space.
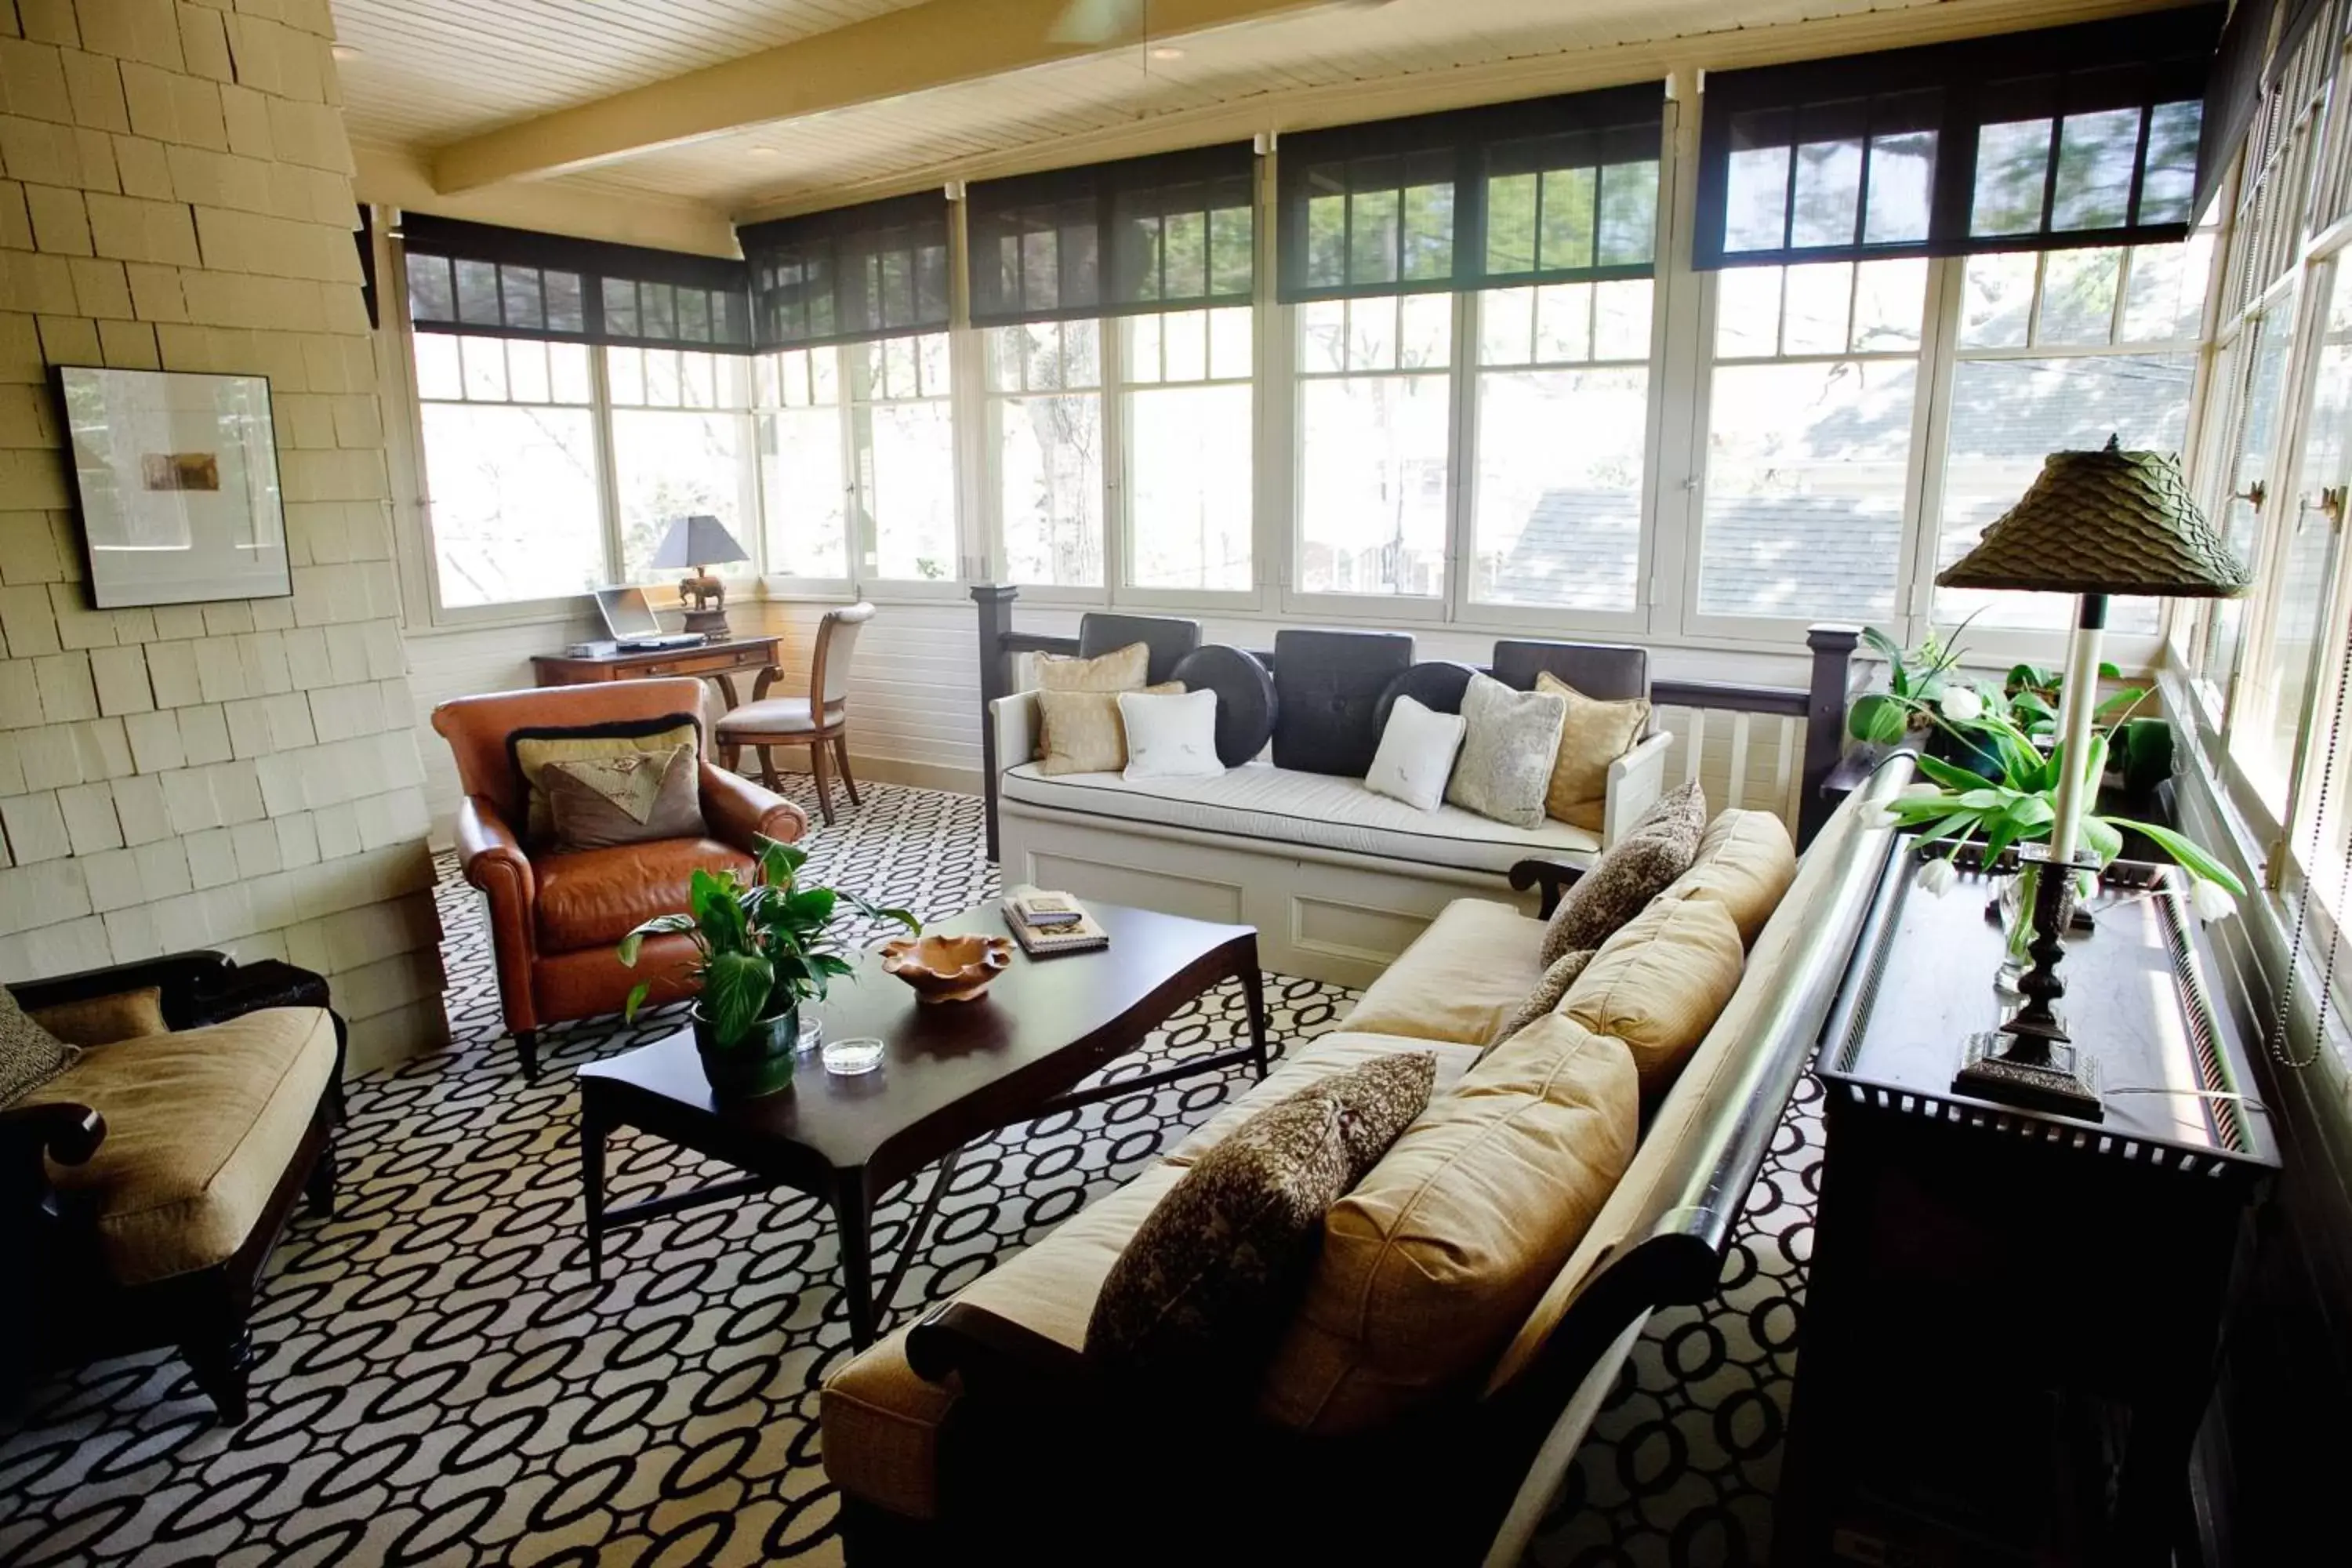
1373, 661, 1479, 734
1171, 644, 1277, 768
1271, 630, 1414, 778
1490, 640, 1649, 703
1080, 613, 1200, 687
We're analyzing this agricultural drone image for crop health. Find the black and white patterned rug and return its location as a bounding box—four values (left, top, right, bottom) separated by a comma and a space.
0, 781, 1816, 1567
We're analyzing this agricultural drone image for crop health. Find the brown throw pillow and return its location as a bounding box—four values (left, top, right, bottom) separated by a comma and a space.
0, 986, 79, 1107
1537, 673, 1651, 831
1036, 682, 1183, 775
1487, 949, 1595, 1052
544, 745, 707, 851
1540, 782, 1707, 965
30, 986, 169, 1048
511, 715, 700, 843
1087, 1051, 1436, 1381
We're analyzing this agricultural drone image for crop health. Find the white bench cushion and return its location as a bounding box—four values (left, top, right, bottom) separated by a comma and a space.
1000, 760, 1601, 876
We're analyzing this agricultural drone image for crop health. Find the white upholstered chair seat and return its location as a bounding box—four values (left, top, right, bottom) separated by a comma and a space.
718, 696, 846, 735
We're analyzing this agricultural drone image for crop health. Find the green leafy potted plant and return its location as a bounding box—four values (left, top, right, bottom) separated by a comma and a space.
1879, 701, 2245, 989
1846, 619, 2006, 778
617, 837, 919, 1098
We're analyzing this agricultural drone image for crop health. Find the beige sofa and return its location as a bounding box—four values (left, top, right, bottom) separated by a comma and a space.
818, 757, 1912, 1563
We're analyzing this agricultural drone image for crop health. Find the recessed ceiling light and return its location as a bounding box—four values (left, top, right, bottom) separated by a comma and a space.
331, 43, 363, 61
1149, 45, 1185, 60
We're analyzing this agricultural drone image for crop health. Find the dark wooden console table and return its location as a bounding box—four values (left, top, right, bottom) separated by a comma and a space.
1775, 842, 2278, 1566
531, 633, 781, 710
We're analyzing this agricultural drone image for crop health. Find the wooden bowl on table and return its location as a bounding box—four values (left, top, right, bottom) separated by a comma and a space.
881, 933, 1015, 1004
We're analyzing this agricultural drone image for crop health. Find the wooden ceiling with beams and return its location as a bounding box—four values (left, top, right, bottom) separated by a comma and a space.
330, 0, 2179, 239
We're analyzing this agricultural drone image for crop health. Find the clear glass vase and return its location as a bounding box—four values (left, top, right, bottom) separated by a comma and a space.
1995, 863, 2086, 995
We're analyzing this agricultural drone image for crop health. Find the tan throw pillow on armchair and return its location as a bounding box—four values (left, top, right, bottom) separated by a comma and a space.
544, 745, 707, 851
1036, 683, 1182, 775
1537, 673, 1651, 830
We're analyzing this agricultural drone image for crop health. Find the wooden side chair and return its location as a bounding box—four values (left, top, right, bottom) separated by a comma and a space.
719, 602, 874, 826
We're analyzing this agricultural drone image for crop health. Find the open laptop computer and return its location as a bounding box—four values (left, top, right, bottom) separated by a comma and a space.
593, 586, 706, 653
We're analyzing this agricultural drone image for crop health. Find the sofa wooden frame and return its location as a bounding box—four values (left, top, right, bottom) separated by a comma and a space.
833, 756, 1911, 1563
0, 951, 346, 1425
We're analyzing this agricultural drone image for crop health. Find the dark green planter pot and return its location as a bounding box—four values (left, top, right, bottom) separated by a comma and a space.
692, 1006, 797, 1099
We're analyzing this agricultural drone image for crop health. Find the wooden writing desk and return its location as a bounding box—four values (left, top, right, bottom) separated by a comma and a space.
531, 634, 782, 710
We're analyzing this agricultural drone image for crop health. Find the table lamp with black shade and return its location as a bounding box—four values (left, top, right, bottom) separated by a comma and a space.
651, 514, 750, 640
1934, 437, 2250, 1120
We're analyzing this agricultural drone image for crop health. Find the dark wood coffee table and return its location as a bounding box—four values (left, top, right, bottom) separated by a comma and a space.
576, 899, 1267, 1347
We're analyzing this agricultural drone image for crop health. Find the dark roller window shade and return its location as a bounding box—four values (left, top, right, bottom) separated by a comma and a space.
967, 143, 1255, 325
739, 192, 951, 349
1695, 6, 2224, 270
2196, 0, 2339, 220
399, 213, 753, 350
1276, 82, 1666, 303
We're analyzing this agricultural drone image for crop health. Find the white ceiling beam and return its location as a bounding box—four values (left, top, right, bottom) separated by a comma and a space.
428, 0, 1336, 193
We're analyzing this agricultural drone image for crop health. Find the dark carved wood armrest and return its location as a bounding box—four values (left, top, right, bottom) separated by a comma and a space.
1, 1101, 105, 1236
1509, 858, 1587, 919
5, 949, 236, 1029
905, 1303, 1096, 1402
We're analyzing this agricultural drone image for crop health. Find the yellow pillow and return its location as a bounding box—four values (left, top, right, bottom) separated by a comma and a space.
1560, 894, 1745, 1093
1664, 808, 1796, 948
30, 986, 169, 1047
1537, 672, 1651, 830
512, 720, 700, 842
1258, 1013, 1638, 1435
1036, 641, 1149, 692
1036, 682, 1181, 775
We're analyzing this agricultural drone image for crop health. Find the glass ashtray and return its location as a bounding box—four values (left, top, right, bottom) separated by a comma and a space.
796, 1014, 824, 1054
821, 1036, 884, 1076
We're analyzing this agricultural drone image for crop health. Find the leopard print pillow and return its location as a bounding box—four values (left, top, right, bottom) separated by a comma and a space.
1540, 782, 1707, 965
1486, 949, 1595, 1054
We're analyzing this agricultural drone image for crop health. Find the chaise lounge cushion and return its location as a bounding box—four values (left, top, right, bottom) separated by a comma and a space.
22, 1006, 337, 1286
1560, 895, 1746, 1093
1001, 762, 1600, 877
1258, 1013, 1639, 1435
1665, 808, 1798, 946
1340, 898, 1551, 1045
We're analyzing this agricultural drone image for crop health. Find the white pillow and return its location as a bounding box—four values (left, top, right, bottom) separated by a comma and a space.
1119, 688, 1224, 781
1364, 695, 1465, 813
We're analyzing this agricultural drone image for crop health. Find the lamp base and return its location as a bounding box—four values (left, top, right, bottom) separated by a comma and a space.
681, 607, 731, 641
1954, 1029, 2104, 1120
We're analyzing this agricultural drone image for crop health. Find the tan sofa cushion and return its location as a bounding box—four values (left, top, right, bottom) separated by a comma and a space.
1340, 898, 1547, 1046
822, 1163, 1185, 1521
24, 1006, 336, 1286
29, 985, 169, 1048
1166, 1033, 1484, 1166
1667, 808, 1796, 946
1561, 895, 1745, 1094
1258, 1013, 1638, 1435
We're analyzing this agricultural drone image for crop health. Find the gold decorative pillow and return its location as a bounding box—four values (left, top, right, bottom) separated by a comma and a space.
1537, 673, 1651, 830
510, 716, 700, 842
1036, 682, 1182, 775
1036, 641, 1150, 693
1259, 1014, 1638, 1435
544, 745, 706, 851
29, 985, 169, 1049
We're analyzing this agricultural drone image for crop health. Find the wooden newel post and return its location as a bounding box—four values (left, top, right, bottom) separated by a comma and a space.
1799, 623, 1861, 850
973, 584, 1019, 862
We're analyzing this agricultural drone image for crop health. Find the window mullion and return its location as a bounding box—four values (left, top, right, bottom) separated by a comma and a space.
1907, 254, 1967, 644
1102, 315, 1127, 604
590, 344, 626, 588
1446, 285, 1479, 625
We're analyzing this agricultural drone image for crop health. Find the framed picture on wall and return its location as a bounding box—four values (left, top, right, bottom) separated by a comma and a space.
55, 365, 292, 608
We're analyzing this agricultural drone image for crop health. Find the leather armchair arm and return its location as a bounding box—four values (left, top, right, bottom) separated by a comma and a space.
700, 760, 808, 853
456, 794, 541, 1036
1509, 858, 1587, 920
905, 1302, 1096, 1403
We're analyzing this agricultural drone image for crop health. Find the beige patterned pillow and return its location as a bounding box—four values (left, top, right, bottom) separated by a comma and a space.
1537, 673, 1650, 830
1445, 673, 1568, 829
1087, 1051, 1435, 1379
512, 718, 700, 842
1539, 782, 1706, 965
1486, 949, 1595, 1053
1036, 682, 1181, 775
1036, 641, 1149, 692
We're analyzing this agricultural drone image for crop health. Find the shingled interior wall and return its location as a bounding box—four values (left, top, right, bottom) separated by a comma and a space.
0, 0, 445, 1071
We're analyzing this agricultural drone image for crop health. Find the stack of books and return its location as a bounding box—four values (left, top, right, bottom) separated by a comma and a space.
1003, 885, 1109, 956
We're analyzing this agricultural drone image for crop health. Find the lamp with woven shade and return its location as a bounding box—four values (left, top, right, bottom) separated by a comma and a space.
1934, 437, 2249, 1117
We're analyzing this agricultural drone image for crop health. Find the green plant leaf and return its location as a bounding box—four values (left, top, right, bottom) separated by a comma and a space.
616, 913, 695, 968
758, 836, 808, 889
782, 886, 838, 929
2093, 687, 2149, 723
700, 950, 775, 1047
2105, 817, 2248, 896
1914, 753, 1989, 792
2097, 660, 2123, 681
1848, 693, 1910, 745
2080, 814, 2125, 866
623, 980, 651, 1022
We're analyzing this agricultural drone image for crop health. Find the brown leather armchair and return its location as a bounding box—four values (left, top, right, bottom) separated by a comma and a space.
431, 679, 808, 1080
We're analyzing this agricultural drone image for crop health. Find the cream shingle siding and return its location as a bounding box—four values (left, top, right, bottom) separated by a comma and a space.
0, 0, 443, 1074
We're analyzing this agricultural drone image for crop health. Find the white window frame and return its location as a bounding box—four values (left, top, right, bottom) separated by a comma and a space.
1112, 304, 1263, 614
604, 343, 761, 590
753, 344, 858, 600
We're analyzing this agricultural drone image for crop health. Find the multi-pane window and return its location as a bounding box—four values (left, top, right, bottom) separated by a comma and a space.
757, 348, 850, 580
987, 320, 1104, 588
1697, 260, 1928, 622
852, 332, 959, 583
1295, 293, 1454, 597
1123, 307, 1253, 593
1933, 238, 2211, 636
410, 333, 604, 608
1471, 281, 1653, 611
607, 347, 757, 583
